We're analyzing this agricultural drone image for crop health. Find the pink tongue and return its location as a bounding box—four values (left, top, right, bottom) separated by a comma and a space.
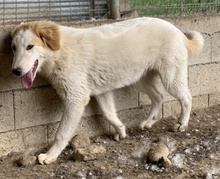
21, 69, 33, 88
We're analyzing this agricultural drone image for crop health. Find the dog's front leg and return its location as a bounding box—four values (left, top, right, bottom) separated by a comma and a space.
38, 96, 90, 164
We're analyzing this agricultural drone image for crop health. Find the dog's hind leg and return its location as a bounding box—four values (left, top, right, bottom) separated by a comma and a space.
135, 70, 163, 130
95, 91, 126, 141
38, 93, 91, 164
160, 59, 192, 132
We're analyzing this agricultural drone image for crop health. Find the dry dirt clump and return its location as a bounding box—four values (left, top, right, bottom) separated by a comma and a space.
147, 140, 172, 167
73, 144, 106, 161
17, 155, 37, 167
70, 133, 91, 149
71, 133, 107, 161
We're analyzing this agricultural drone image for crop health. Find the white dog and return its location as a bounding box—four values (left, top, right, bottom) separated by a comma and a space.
11, 17, 204, 164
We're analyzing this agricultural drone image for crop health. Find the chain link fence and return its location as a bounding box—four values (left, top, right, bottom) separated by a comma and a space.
0, 0, 219, 25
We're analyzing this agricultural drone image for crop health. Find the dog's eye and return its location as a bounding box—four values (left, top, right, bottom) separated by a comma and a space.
12, 45, 16, 51
26, 44, 34, 50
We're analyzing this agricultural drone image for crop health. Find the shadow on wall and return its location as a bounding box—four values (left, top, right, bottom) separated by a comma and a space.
0, 28, 14, 91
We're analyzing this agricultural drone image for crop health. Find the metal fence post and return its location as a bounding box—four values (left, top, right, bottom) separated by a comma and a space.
90, 0, 95, 19
109, 0, 120, 19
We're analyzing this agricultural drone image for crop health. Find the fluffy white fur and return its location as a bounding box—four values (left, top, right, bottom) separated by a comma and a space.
11, 17, 204, 164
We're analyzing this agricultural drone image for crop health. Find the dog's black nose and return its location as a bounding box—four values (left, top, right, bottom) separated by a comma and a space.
12, 68, 22, 76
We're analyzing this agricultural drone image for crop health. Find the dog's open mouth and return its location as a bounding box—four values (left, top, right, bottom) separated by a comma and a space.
21, 60, 38, 88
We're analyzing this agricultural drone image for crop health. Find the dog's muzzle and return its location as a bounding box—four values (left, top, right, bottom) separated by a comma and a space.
12, 67, 22, 76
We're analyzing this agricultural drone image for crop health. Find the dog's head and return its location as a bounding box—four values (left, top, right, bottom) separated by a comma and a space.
11, 21, 60, 88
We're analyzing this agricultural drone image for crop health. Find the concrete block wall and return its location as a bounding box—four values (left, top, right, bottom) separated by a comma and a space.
0, 15, 219, 157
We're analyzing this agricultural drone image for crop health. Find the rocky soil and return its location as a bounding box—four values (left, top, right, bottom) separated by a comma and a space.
0, 105, 220, 179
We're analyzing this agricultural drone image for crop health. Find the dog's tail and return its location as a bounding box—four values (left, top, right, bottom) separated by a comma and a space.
184, 31, 204, 58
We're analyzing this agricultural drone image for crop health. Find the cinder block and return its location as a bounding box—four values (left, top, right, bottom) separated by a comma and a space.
0, 126, 47, 157
80, 115, 110, 137
84, 87, 138, 117
47, 115, 111, 144
209, 93, 220, 106
14, 87, 63, 129
188, 34, 211, 65
189, 63, 220, 97
139, 86, 175, 107
0, 92, 14, 132
83, 97, 100, 117
192, 95, 209, 110
30, 76, 49, 89
212, 32, 220, 62
163, 94, 209, 118
126, 106, 149, 128
163, 100, 180, 119
0, 28, 12, 54
139, 92, 151, 106
165, 15, 220, 36
115, 87, 138, 110
47, 122, 60, 144
118, 106, 152, 128
0, 53, 17, 92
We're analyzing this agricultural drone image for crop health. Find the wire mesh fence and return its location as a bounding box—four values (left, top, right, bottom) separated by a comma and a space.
0, 0, 107, 25
0, 0, 219, 25
129, 0, 220, 16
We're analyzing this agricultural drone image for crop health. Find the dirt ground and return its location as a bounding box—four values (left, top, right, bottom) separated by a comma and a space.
0, 105, 220, 179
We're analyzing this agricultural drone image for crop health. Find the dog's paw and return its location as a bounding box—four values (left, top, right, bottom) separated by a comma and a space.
38, 153, 56, 165
174, 123, 187, 132
139, 121, 153, 130
114, 133, 126, 141
114, 126, 126, 141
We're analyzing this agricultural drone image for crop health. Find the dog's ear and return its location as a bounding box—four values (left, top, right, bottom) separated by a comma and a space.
35, 21, 60, 51
11, 28, 16, 38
